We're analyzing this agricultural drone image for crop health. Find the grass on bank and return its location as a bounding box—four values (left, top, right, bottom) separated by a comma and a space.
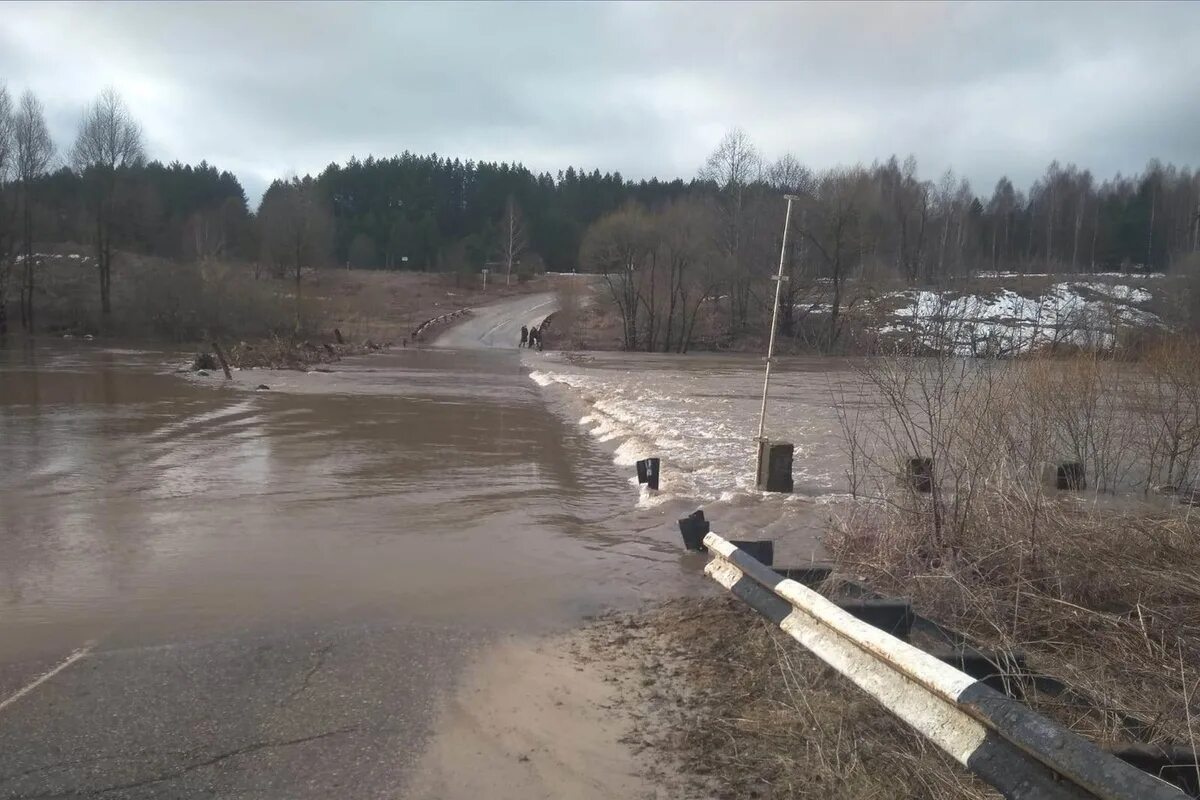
587, 598, 997, 800
829, 345, 1200, 749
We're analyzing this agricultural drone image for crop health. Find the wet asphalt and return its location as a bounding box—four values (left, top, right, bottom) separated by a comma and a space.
0, 622, 477, 799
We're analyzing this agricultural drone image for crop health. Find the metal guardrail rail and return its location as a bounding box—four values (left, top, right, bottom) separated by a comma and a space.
702, 532, 1187, 800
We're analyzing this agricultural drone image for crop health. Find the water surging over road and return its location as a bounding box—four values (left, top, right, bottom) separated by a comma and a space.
528, 351, 867, 552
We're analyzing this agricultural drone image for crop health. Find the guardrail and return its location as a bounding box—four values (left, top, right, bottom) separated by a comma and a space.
702, 531, 1186, 799
412, 308, 472, 341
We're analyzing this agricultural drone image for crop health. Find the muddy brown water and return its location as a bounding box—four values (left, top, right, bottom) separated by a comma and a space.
1, 314, 864, 672
0, 342, 719, 664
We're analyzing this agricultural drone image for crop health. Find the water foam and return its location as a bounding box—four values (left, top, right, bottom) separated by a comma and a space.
527, 359, 848, 509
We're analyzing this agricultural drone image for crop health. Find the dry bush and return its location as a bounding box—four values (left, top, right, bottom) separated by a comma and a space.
589, 598, 997, 799
1139, 337, 1200, 492
125, 259, 326, 341
830, 344, 1200, 746
36, 255, 327, 340
1154, 256, 1200, 336
543, 276, 586, 350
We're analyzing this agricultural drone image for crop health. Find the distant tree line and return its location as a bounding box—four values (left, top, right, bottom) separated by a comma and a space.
0, 84, 1197, 341
586, 130, 1200, 352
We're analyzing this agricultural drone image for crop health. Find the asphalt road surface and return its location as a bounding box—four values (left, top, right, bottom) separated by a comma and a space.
432, 291, 556, 349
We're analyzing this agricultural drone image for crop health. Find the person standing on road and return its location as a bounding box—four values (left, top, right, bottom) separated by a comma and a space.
520, 325, 528, 348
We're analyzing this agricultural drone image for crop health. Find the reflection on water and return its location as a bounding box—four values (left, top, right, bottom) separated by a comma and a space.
0, 343, 700, 660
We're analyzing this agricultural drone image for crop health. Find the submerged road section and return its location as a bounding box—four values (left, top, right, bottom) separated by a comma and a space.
0, 295, 693, 799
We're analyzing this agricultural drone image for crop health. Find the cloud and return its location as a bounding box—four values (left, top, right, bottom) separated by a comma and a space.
1, 0, 1197, 206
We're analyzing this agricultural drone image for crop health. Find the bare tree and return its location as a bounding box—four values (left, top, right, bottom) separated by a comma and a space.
766, 153, 814, 195
71, 88, 144, 318
500, 195, 527, 285
14, 90, 54, 331
580, 203, 652, 350
258, 176, 332, 330
657, 198, 720, 353
700, 128, 762, 333
799, 168, 867, 349
0, 85, 14, 335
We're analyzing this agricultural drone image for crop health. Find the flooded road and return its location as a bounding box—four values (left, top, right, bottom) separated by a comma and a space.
1, 347, 699, 662
0, 295, 704, 798
530, 350, 866, 560
0, 293, 854, 797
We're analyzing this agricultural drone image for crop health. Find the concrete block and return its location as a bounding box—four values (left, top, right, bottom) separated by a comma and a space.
929, 646, 1028, 694
730, 540, 774, 566
636, 457, 660, 490
837, 599, 913, 638
775, 565, 833, 586
902, 457, 933, 493
678, 510, 709, 552
756, 441, 793, 493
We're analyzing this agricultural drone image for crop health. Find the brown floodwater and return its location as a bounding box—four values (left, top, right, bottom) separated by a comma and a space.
0, 339, 719, 662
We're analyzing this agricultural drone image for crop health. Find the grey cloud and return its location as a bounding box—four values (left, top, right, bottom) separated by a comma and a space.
1, 0, 1196, 206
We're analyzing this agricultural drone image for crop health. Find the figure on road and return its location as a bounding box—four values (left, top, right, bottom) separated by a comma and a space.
520, 325, 528, 348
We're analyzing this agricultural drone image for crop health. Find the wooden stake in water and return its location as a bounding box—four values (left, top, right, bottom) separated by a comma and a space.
757, 195, 798, 443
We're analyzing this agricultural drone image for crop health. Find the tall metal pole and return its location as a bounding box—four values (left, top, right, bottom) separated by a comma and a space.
757, 195, 798, 442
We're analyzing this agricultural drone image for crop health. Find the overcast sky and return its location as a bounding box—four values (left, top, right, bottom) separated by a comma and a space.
2, 1, 1197, 207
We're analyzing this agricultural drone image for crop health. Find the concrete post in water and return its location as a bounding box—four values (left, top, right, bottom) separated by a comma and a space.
678, 510, 709, 551
730, 539, 774, 566
1040, 461, 1087, 491
903, 457, 933, 493
755, 195, 798, 494
1056, 462, 1086, 491
756, 440, 794, 493
636, 457, 660, 491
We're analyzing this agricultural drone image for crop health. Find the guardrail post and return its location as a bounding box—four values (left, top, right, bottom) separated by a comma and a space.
636, 458, 660, 490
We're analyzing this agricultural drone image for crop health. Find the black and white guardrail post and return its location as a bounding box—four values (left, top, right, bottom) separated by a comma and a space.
701, 532, 1185, 800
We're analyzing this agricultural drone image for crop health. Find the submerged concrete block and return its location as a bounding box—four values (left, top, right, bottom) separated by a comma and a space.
903, 457, 933, 493
678, 510, 709, 552
730, 539, 774, 566
837, 599, 914, 639
636, 457, 660, 490
775, 564, 834, 587
1057, 462, 1086, 491
756, 441, 793, 493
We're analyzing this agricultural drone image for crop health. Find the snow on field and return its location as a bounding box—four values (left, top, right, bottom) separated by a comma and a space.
977, 270, 1164, 279
13, 252, 94, 264
882, 281, 1159, 356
